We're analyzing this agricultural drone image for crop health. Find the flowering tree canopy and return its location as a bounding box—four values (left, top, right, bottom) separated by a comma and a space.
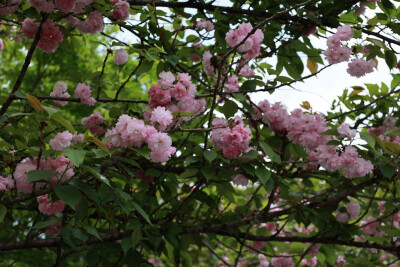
1, 0, 400, 266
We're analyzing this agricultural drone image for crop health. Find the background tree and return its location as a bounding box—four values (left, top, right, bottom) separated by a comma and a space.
0, 0, 400, 266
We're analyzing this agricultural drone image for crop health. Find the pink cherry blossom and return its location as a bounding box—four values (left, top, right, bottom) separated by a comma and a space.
0, 175, 14, 191
110, 0, 130, 21
150, 106, 173, 131
232, 174, 249, 186
0, 0, 20, 15
338, 123, 356, 138
114, 49, 129, 65
37, 20, 63, 53
193, 20, 214, 31
49, 130, 73, 151
347, 58, 376, 77
22, 19, 39, 39
37, 194, 65, 215
28, 0, 54, 13
76, 11, 104, 34
50, 81, 70, 106
202, 51, 215, 77
55, 0, 76, 12
74, 83, 96, 105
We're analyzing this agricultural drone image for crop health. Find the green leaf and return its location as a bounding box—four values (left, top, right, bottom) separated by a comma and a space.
131, 229, 142, 248
82, 166, 111, 187
201, 166, 215, 180
385, 49, 397, 69
0, 204, 6, 223
219, 100, 238, 119
240, 80, 257, 91
259, 142, 281, 163
380, 165, 395, 178
130, 147, 150, 160
131, 201, 152, 225
255, 166, 271, 187
54, 185, 81, 209
179, 168, 198, 179
27, 170, 58, 183
63, 148, 86, 167
83, 225, 102, 241
204, 150, 217, 163
69, 179, 100, 204
51, 112, 75, 134
360, 132, 376, 148
32, 220, 55, 229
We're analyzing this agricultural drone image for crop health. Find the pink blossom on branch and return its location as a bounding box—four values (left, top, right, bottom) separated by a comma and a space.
37, 194, 65, 215
114, 49, 129, 65
50, 81, 70, 106
55, 0, 76, 13
37, 20, 64, 53
49, 130, 73, 151
22, 19, 39, 39
110, 0, 130, 21
0, 0, 20, 15
74, 83, 96, 105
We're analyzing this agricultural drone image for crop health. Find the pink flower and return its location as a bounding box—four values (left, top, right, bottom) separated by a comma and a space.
225, 75, 239, 92
193, 20, 214, 31
37, 20, 63, 53
337, 255, 346, 266
202, 51, 215, 77
271, 253, 294, 267
114, 49, 129, 65
82, 111, 103, 129
76, 11, 103, 34
150, 147, 176, 163
55, 0, 76, 12
28, 0, 54, 13
45, 217, 61, 236
0, 39, 3, 51
232, 174, 249, 186
74, 83, 96, 105
147, 132, 172, 152
336, 25, 354, 41
22, 19, 39, 39
338, 123, 356, 138
361, 216, 380, 235
0, 175, 14, 191
72, 0, 92, 13
13, 157, 45, 193
72, 134, 83, 143
148, 84, 171, 108
50, 81, 70, 106
239, 65, 255, 76
150, 106, 173, 131
37, 194, 65, 215
158, 71, 175, 89
170, 82, 188, 100
110, 0, 130, 21
225, 22, 264, 59
0, 0, 20, 15
347, 202, 360, 220
49, 130, 73, 151
347, 58, 375, 77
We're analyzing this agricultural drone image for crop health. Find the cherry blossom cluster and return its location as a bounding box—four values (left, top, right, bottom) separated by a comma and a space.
13, 156, 75, 193
225, 22, 264, 60
193, 20, 214, 31
0, 174, 14, 191
74, 83, 96, 105
21, 19, 63, 53
210, 116, 251, 159
105, 114, 176, 162
254, 100, 373, 178
82, 112, 105, 135
270, 253, 294, 267
336, 201, 361, 222
37, 194, 65, 215
49, 130, 83, 151
323, 25, 376, 77
145, 71, 206, 127
110, 0, 130, 21
114, 49, 129, 65
0, 0, 20, 15
50, 81, 70, 106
